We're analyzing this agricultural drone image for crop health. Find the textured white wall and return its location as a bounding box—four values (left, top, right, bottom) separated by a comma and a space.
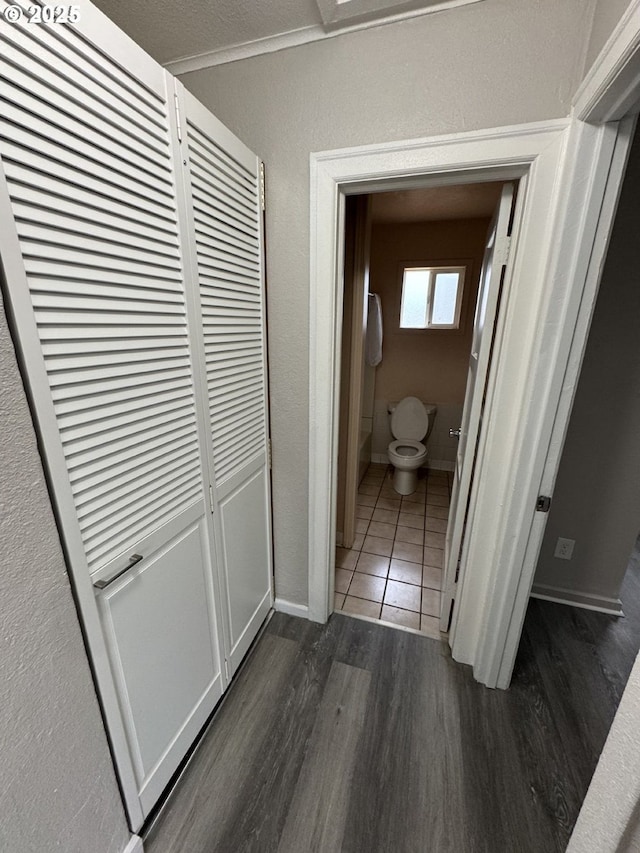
533, 124, 640, 606
181, 0, 596, 606
0, 294, 129, 852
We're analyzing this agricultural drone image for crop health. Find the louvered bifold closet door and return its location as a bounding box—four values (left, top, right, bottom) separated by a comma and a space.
178, 84, 273, 674
0, 2, 224, 825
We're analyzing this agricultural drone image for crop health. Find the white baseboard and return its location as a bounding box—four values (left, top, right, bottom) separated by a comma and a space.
429, 460, 455, 472
274, 598, 310, 619
530, 584, 624, 616
123, 836, 143, 853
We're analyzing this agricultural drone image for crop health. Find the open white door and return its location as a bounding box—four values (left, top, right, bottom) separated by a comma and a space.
440, 183, 515, 631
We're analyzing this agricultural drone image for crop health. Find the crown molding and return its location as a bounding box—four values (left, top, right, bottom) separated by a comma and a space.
165, 0, 483, 76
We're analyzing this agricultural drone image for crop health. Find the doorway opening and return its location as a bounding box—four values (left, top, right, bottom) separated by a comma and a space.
333, 179, 513, 637
308, 119, 627, 689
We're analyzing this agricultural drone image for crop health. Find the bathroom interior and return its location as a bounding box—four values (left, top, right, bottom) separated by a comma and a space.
334, 181, 505, 635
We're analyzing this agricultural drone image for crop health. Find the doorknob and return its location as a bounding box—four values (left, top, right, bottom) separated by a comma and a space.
449, 428, 461, 438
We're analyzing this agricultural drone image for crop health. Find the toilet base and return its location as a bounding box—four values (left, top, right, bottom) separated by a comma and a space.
392, 467, 418, 496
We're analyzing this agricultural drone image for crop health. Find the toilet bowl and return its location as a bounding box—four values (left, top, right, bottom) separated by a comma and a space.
387, 397, 436, 495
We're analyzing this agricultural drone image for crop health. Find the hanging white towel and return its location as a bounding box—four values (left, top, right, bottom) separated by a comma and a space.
366, 293, 383, 367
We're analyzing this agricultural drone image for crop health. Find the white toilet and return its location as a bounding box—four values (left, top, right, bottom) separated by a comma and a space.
387, 397, 437, 495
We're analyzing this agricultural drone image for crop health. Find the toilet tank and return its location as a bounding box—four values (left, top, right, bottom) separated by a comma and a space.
388, 401, 438, 442
424, 404, 437, 442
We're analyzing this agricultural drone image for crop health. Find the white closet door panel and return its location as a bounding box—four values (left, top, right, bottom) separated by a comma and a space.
98, 517, 223, 814
0, 9, 226, 827
13, 206, 181, 261
84, 492, 203, 571
1, 92, 170, 181
8, 179, 178, 240
71, 436, 198, 503
194, 241, 260, 272
50, 368, 192, 405
45, 347, 190, 374
180, 84, 273, 675
0, 8, 167, 134
1, 125, 174, 209
24, 248, 182, 284
19, 228, 182, 274
74, 454, 199, 519
217, 463, 272, 670
194, 217, 259, 258
80, 471, 201, 547
0, 18, 202, 574
1, 146, 174, 220
185, 103, 266, 489
64, 415, 197, 472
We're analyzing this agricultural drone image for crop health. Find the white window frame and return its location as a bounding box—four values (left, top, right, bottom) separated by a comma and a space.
399, 263, 466, 330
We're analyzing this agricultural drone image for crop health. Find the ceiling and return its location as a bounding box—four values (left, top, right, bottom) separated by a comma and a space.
90, 0, 483, 70
370, 182, 504, 224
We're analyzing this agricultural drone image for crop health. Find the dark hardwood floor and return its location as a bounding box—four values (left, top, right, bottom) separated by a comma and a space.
145, 543, 640, 853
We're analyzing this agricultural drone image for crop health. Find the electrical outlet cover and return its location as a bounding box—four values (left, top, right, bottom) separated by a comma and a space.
554, 537, 575, 560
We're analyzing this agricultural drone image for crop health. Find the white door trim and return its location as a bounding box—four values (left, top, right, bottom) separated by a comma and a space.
308, 119, 566, 629
464, 117, 626, 687
307, 117, 624, 686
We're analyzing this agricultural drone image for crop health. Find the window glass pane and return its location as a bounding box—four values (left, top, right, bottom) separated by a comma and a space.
400, 269, 429, 328
432, 272, 459, 325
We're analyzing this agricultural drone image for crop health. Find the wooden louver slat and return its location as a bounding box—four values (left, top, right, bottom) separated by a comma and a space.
186, 118, 266, 487
0, 15, 203, 574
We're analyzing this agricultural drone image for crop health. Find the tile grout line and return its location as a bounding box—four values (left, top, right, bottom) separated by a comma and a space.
380, 465, 394, 620
346, 464, 450, 631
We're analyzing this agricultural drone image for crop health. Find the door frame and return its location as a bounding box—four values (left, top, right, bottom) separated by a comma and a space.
308, 103, 632, 687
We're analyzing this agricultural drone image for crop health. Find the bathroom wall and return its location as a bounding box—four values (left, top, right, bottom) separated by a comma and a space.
368, 217, 490, 469
533, 123, 640, 612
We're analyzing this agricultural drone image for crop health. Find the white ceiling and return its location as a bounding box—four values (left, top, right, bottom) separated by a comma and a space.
370, 182, 504, 223
91, 0, 483, 70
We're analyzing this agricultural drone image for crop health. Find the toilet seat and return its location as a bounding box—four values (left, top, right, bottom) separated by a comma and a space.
389, 439, 426, 457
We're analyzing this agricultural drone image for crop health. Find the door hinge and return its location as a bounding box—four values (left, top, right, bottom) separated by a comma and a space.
259, 161, 265, 211
208, 484, 215, 514
536, 495, 552, 513
224, 659, 230, 680
174, 93, 182, 143
267, 438, 272, 470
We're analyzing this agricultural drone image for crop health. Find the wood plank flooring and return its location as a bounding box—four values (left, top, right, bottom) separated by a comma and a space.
145, 543, 640, 853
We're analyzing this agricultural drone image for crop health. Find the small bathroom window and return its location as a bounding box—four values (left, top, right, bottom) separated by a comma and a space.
399, 265, 466, 329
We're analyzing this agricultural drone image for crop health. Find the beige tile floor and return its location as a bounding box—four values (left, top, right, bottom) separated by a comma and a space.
335, 463, 452, 638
